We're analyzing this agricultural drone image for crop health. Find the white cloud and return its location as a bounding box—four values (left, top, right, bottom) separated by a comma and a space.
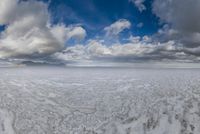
53, 45, 89, 62
153, 0, 200, 50
0, 0, 86, 58
53, 37, 191, 63
128, 36, 141, 43
0, 0, 17, 25
130, 0, 146, 12
53, 40, 112, 62
153, 0, 200, 33
104, 19, 131, 36
128, 35, 152, 44
50, 25, 87, 44
66, 26, 87, 41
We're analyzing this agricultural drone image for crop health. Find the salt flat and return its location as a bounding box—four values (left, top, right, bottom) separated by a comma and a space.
0, 67, 200, 134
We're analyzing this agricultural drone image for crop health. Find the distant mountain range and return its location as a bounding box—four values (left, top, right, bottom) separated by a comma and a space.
20, 61, 65, 66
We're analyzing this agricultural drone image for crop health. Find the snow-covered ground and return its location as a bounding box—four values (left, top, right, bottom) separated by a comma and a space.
0, 67, 200, 134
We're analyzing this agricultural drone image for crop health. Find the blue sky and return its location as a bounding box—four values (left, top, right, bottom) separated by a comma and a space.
47, 0, 160, 41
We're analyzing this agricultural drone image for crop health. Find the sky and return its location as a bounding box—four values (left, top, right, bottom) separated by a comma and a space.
0, 0, 200, 66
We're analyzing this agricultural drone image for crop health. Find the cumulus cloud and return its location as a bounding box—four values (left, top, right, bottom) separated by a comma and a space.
53, 40, 111, 62
67, 26, 87, 41
0, 0, 86, 59
153, 0, 200, 54
153, 0, 200, 33
53, 36, 194, 63
130, 0, 146, 12
0, 0, 17, 25
50, 25, 86, 44
104, 19, 131, 36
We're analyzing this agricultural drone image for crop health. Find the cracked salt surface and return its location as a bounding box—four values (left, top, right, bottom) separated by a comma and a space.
0, 67, 200, 134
